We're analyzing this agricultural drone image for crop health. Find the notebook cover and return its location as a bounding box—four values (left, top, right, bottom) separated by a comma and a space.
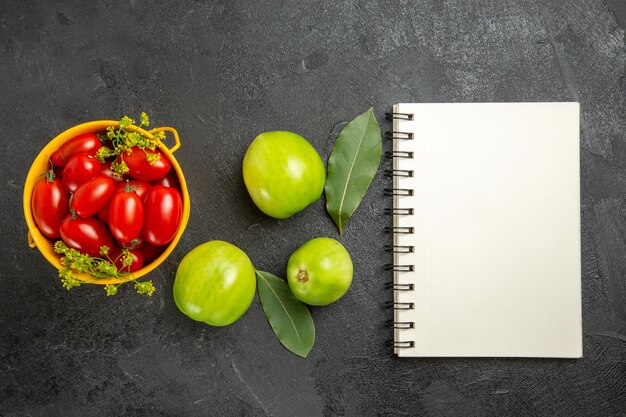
392, 102, 582, 358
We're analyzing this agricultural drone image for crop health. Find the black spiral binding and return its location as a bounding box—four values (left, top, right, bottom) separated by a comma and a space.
383, 168, 415, 198
383, 188, 413, 197
384, 169, 414, 178
385, 111, 414, 121
384, 226, 414, 234
385, 110, 417, 350
385, 319, 415, 329
384, 207, 413, 216
384, 150, 414, 159
384, 301, 415, 310
384, 131, 414, 140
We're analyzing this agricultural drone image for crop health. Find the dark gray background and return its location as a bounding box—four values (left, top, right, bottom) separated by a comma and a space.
1, 0, 625, 416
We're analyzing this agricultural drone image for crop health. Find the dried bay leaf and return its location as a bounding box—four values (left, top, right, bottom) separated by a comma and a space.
325, 108, 382, 235
256, 270, 315, 358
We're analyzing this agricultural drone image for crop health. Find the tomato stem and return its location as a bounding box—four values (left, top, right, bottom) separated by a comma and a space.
122, 237, 141, 250
42, 159, 56, 183
68, 193, 77, 220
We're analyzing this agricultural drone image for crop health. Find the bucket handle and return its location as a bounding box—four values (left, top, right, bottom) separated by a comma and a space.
28, 231, 36, 249
150, 127, 181, 153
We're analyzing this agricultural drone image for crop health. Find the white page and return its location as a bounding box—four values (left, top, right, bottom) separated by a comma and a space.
392, 102, 582, 358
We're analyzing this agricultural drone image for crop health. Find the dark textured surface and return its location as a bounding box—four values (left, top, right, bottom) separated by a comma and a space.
1, 0, 625, 416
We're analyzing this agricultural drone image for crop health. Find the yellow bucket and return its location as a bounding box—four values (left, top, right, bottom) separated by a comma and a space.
23, 121, 190, 285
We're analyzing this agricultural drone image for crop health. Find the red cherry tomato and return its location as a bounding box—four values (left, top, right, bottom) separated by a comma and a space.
96, 202, 111, 224
100, 161, 125, 183
71, 176, 115, 218
61, 153, 101, 193
143, 186, 183, 246
140, 242, 164, 263
96, 180, 151, 224
31, 172, 69, 238
115, 180, 152, 200
51, 133, 102, 167
53, 166, 63, 179
120, 234, 144, 250
60, 215, 114, 257
119, 147, 171, 182
152, 170, 180, 189
108, 184, 144, 243
110, 247, 144, 273
51, 149, 62, 167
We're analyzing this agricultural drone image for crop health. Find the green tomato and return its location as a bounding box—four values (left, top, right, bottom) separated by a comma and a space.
242, 131, 325, 218
173, 241, 256, 326
287, 237, 353, 306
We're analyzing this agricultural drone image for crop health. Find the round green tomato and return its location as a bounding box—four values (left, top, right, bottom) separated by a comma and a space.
287, 237, 353, 306
242, 131, 325, 218
173, 241, 256, 326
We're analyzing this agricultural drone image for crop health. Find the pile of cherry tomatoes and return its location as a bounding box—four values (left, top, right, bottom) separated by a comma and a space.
31, 132, 183, 273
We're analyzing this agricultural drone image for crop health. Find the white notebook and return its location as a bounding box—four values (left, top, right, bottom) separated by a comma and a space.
389, 102, 582, 358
